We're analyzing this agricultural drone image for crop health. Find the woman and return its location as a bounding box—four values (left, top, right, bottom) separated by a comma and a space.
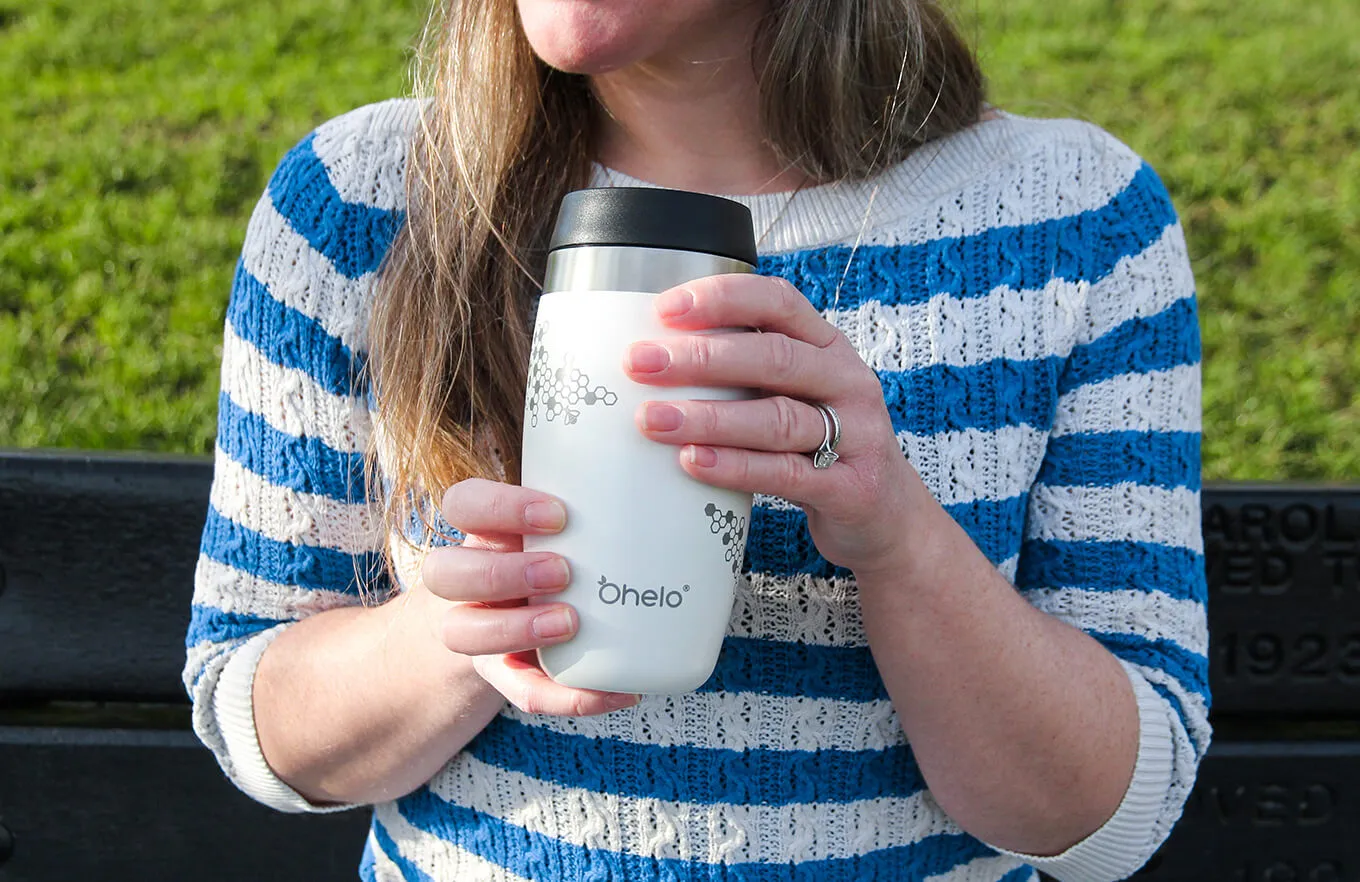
184, 0, 1209, 879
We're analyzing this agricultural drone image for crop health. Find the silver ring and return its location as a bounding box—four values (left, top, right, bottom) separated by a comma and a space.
810, 403, 842, 469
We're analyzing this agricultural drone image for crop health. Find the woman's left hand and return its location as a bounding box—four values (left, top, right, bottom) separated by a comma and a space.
624, 273, 919, 577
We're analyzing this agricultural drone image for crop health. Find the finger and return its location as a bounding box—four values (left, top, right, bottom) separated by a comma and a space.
440, 601, 579, 656
460, 532, 521, 553
422, 547, 570, 603
441, 478, 568, 537
679, 444, 833, 506
474, 652, 639, 716
637, 396, 829, 454
625, 330, 844, 400
654, 274, 840, 348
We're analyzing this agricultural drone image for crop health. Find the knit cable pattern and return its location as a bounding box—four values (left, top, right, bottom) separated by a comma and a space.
184, 99, 1208, 882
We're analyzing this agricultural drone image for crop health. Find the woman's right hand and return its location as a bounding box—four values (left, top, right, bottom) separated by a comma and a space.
421, 477, 640, 717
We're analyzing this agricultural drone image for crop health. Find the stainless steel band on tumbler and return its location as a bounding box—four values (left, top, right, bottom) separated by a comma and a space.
543, 245, 754, 294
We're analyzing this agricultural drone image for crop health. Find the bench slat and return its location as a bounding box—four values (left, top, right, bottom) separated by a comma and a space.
0, 725, 371, 881
5, 453, 1360, 716
2, 729, 1354, 881
1204, 490, 1360, 716
0, 452, 211, 702
1133, 741, 1359, 881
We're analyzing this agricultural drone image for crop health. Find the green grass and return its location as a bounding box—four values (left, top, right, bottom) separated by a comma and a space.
0, 0, 422, 451
973, 0, 1360, 480
2, 0, 1357, 480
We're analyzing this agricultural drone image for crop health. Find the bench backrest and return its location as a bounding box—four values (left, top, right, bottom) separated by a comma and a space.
2, 452, 1357, 880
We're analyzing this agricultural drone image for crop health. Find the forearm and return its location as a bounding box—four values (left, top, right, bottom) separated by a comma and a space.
251, 587, 505, 807
855, 481, 1140, 856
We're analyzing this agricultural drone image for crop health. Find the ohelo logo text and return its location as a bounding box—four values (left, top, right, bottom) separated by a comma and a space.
597, 576, 689, 609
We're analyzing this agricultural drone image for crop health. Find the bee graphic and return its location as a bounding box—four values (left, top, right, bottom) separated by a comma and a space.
704, 502, 748, 576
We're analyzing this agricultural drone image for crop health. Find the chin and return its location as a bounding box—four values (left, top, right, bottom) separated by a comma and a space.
515, 0, 659, 75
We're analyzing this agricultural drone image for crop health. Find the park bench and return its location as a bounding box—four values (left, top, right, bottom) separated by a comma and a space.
1, 450, 1357, 881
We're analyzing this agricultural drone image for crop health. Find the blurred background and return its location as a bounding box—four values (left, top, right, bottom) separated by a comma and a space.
1, 0, 1357, 481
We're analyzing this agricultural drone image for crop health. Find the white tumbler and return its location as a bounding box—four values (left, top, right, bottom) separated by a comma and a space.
522, 187, 757, 694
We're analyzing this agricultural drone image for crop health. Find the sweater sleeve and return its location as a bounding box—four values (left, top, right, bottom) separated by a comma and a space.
1003, 158, 1211, 880
181, 104, 411, 813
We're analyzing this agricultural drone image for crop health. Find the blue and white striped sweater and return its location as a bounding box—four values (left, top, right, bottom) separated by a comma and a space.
184, 98, 1208, 882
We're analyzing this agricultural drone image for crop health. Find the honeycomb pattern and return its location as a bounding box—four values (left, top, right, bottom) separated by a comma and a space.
705, 502, 748, 577
525, 320, 619, 428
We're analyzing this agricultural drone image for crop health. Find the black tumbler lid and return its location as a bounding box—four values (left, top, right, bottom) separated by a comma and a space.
549, 187, 757, 265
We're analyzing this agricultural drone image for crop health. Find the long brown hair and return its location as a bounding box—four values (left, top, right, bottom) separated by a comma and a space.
368, 0, 985, 553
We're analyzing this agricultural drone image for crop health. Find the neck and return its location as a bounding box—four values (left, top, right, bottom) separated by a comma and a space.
589, 10, 809, 196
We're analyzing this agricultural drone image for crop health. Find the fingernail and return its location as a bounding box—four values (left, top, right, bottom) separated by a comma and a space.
642, 403, 683, 432
656, 289, 693, 318
531, 607, 575, 639
525, 558, 570, 590
627, 343, 670, 373
688, 445, 718, 468
524, 500, 566, 530
606, 694, 640, 710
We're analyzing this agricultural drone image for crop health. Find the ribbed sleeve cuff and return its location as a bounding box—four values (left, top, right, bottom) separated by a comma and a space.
214, 624, 359, 814
996, 660, 1175, 882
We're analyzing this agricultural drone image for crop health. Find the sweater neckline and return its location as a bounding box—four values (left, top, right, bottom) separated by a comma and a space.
591, 111, 1029, 255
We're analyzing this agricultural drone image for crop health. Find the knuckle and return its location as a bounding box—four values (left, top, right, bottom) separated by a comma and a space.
699, 402, 722, 436
486, 485, 515, 526
691, 274, 724, 305
515, 682, 543, 715
734, 452, 758, 487
781, 454, 808, 496
770, 397, 800, 447
768, 334, 799, 381
483, 553, 512, 598
820, 321, 849, 352
689, 335, 714, 370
